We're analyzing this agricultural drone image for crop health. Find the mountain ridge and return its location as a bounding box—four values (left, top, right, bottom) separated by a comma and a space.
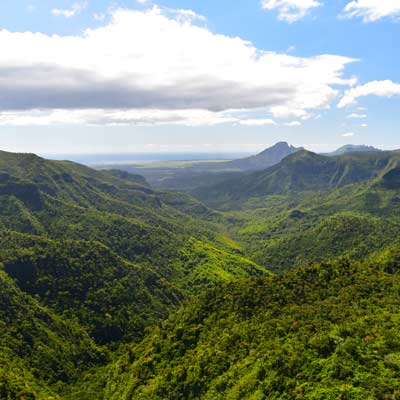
191, 149, 400, 208
324, 144, 382, 156
221, 141, 302, 171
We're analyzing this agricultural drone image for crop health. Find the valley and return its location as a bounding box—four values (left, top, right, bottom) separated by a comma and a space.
1, 144, 400, 399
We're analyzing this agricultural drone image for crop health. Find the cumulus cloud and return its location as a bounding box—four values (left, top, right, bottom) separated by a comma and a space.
342, 0, 400, 22
261, 0, 322, 23
338, 80, 400, 108
0, 6, 355, 126
52, 1, 88, 18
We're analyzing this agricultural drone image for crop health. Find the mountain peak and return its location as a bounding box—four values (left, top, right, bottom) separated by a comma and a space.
224, 142, 301, 171
325, 144, 381, 157
261, 141, 296, 151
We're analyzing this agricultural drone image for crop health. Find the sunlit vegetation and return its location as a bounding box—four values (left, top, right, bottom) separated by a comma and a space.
2, 147, 400, 399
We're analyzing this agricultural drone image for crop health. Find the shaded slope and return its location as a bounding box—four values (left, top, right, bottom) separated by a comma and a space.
0, 231, 182, 345
0, 269, 105, 398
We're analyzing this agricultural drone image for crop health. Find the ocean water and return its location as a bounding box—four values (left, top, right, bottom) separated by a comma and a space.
42, 152, 252, 165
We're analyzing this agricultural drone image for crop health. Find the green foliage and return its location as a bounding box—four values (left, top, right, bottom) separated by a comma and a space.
105, 253, 400, 399
0, 150, 268, 398
0, 270, 106, 398
240, 211, 400, 273
192, 150, 400, 208
0, 231, 182, 345
4, 148, 400, 399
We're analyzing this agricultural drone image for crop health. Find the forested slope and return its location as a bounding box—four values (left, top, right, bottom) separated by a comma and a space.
192, 150, 400, 208
3, 148, 400, 399
0, 269, 106, 399
106, 249, 400, 400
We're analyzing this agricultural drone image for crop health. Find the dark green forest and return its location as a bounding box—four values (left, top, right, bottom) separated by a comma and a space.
2, 147, 400, 399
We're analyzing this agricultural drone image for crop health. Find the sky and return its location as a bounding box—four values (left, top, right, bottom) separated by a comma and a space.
0, 0, 399, 154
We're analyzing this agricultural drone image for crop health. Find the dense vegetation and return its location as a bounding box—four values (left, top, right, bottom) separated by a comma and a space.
0, 231, 182, 345
191, 150, 400, 206
0, 269, 105, 399
0, 150, 268, 398
105, 250, 400, 399
2, 146, 400, 399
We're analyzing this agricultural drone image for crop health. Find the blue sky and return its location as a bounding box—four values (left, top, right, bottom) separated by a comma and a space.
0, 0, 399, 154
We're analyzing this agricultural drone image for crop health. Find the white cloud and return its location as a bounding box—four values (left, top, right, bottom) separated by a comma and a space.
346, 113, 367, 119
261, 0, 322, 23
338, 80, 400, 108
342, 0, 400, 22
284, 121, 302, 126
361, 123, 368, 127
0, 6, 355, 126
52, 1, 87, 18
342, 132, 355, 137
0, 109, 238, 127
239, 118, 276, 126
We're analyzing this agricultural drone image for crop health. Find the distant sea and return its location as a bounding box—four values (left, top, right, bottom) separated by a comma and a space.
42, 152, 252, 165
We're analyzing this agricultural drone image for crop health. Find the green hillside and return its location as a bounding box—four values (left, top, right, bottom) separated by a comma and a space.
229, 180, 400, 272
0, 269, 105, 399
105, 250, 400, 400
3, 148, 400, 399
0, 231, 182, 345
192, 150, 400, 208
0, 150, 271, 397
0, 150, 267, 292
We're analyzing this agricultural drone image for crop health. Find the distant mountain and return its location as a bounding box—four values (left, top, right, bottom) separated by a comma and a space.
324, 144, 381, 156
222, 141, 302, 171
108, 142, 303, 192
192, 149, 400, 207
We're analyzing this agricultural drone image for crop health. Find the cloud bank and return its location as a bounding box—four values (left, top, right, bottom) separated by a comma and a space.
0, 6, 354, 126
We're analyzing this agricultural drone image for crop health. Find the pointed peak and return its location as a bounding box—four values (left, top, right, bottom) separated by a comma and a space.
257, 142, 299, 155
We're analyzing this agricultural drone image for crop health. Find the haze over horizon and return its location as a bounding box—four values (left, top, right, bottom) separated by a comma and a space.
0, 0, 399, 153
